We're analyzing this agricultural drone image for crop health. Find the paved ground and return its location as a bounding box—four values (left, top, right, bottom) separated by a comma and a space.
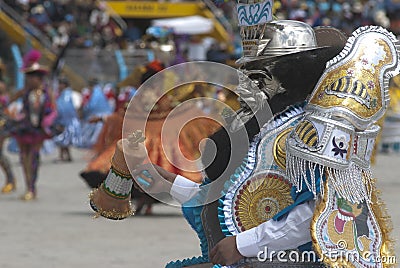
0, 147, 398, 268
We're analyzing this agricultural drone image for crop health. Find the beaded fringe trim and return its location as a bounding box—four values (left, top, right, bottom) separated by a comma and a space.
369, 179, 397, 267
103, 168, 133, 199
286, 153, 373, 204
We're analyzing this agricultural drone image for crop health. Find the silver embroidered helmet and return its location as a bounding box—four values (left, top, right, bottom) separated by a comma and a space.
238, 20, 331, 63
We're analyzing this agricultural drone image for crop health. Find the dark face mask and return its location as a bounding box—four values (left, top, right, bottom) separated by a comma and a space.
240, 47, 344, 115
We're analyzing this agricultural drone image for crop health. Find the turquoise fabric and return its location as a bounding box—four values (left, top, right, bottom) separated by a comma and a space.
272, 168, 325, 221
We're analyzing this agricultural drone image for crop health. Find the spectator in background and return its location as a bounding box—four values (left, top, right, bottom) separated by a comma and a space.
187, 36, 213, 61
28, 5, 51, 31
2, 0, 398, 57
89, 2, 109, 33
289, 1, 308, 21
52, 23, 70, 50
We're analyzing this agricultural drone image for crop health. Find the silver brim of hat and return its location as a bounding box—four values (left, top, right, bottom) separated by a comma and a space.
237, 27, 348, 65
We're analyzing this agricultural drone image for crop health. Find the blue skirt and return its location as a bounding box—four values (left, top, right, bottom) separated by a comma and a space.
74, 121, 104, 149
53, 118, 82, 147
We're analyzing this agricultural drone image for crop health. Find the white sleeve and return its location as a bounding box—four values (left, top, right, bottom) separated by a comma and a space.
236, 200, 315, 257
169, 175, 201, 204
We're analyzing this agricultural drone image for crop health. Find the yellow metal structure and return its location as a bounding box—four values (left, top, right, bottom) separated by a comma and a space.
105, 1, 202, 18
105, 1, 231, 44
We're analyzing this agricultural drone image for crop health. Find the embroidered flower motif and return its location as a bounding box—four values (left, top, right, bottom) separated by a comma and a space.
332, 136, 348, 158
347, 68, 355, 77
367, 80, 375, 90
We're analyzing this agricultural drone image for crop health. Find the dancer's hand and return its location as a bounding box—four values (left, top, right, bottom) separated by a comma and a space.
210, 236, 243, 265
132, 163, 177, 194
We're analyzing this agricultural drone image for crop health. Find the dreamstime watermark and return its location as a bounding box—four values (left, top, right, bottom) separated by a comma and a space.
256, 241, 396, 264
362, 252, 397, 265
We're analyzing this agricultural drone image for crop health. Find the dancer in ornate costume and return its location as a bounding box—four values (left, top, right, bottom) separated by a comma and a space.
85, 61, 220, 215
13, 50, 57, 201
53, 76, 81, 162
76, 78, 112, 149
79, 62, 165, 190
284, 25, 399, 268
89, 2, 397, 266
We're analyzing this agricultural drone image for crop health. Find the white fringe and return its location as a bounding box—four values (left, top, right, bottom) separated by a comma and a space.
286, 153, 372, 203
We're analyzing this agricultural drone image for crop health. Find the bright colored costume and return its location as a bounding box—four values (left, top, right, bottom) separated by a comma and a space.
85, 62, 220, 216
88, 2, 397, 265
89, 131, 146, 220
14, 87, 56, 145
168, 5, 397, 268
76, 84, 112, 149
80, 108, 124, 188
128, 99, 221, 183
285, 26, 399, 268
53, 86, 81, 150
12, 50, 57, 200
162, 25, 398, 268
120, 60, 221, 182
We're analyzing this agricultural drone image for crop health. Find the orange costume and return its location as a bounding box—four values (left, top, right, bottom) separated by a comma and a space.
81, 61, 222, 189
86, 111, 124, 174
82, 100, 220, 186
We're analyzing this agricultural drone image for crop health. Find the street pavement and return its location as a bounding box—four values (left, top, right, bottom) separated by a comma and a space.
0, 147, 398, 268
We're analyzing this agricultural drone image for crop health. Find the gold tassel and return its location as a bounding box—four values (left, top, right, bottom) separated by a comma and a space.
369, 178, 397, 268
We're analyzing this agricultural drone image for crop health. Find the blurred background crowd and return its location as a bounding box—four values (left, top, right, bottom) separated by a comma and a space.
3, 0, 400, 51
4, 0, 123, 50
